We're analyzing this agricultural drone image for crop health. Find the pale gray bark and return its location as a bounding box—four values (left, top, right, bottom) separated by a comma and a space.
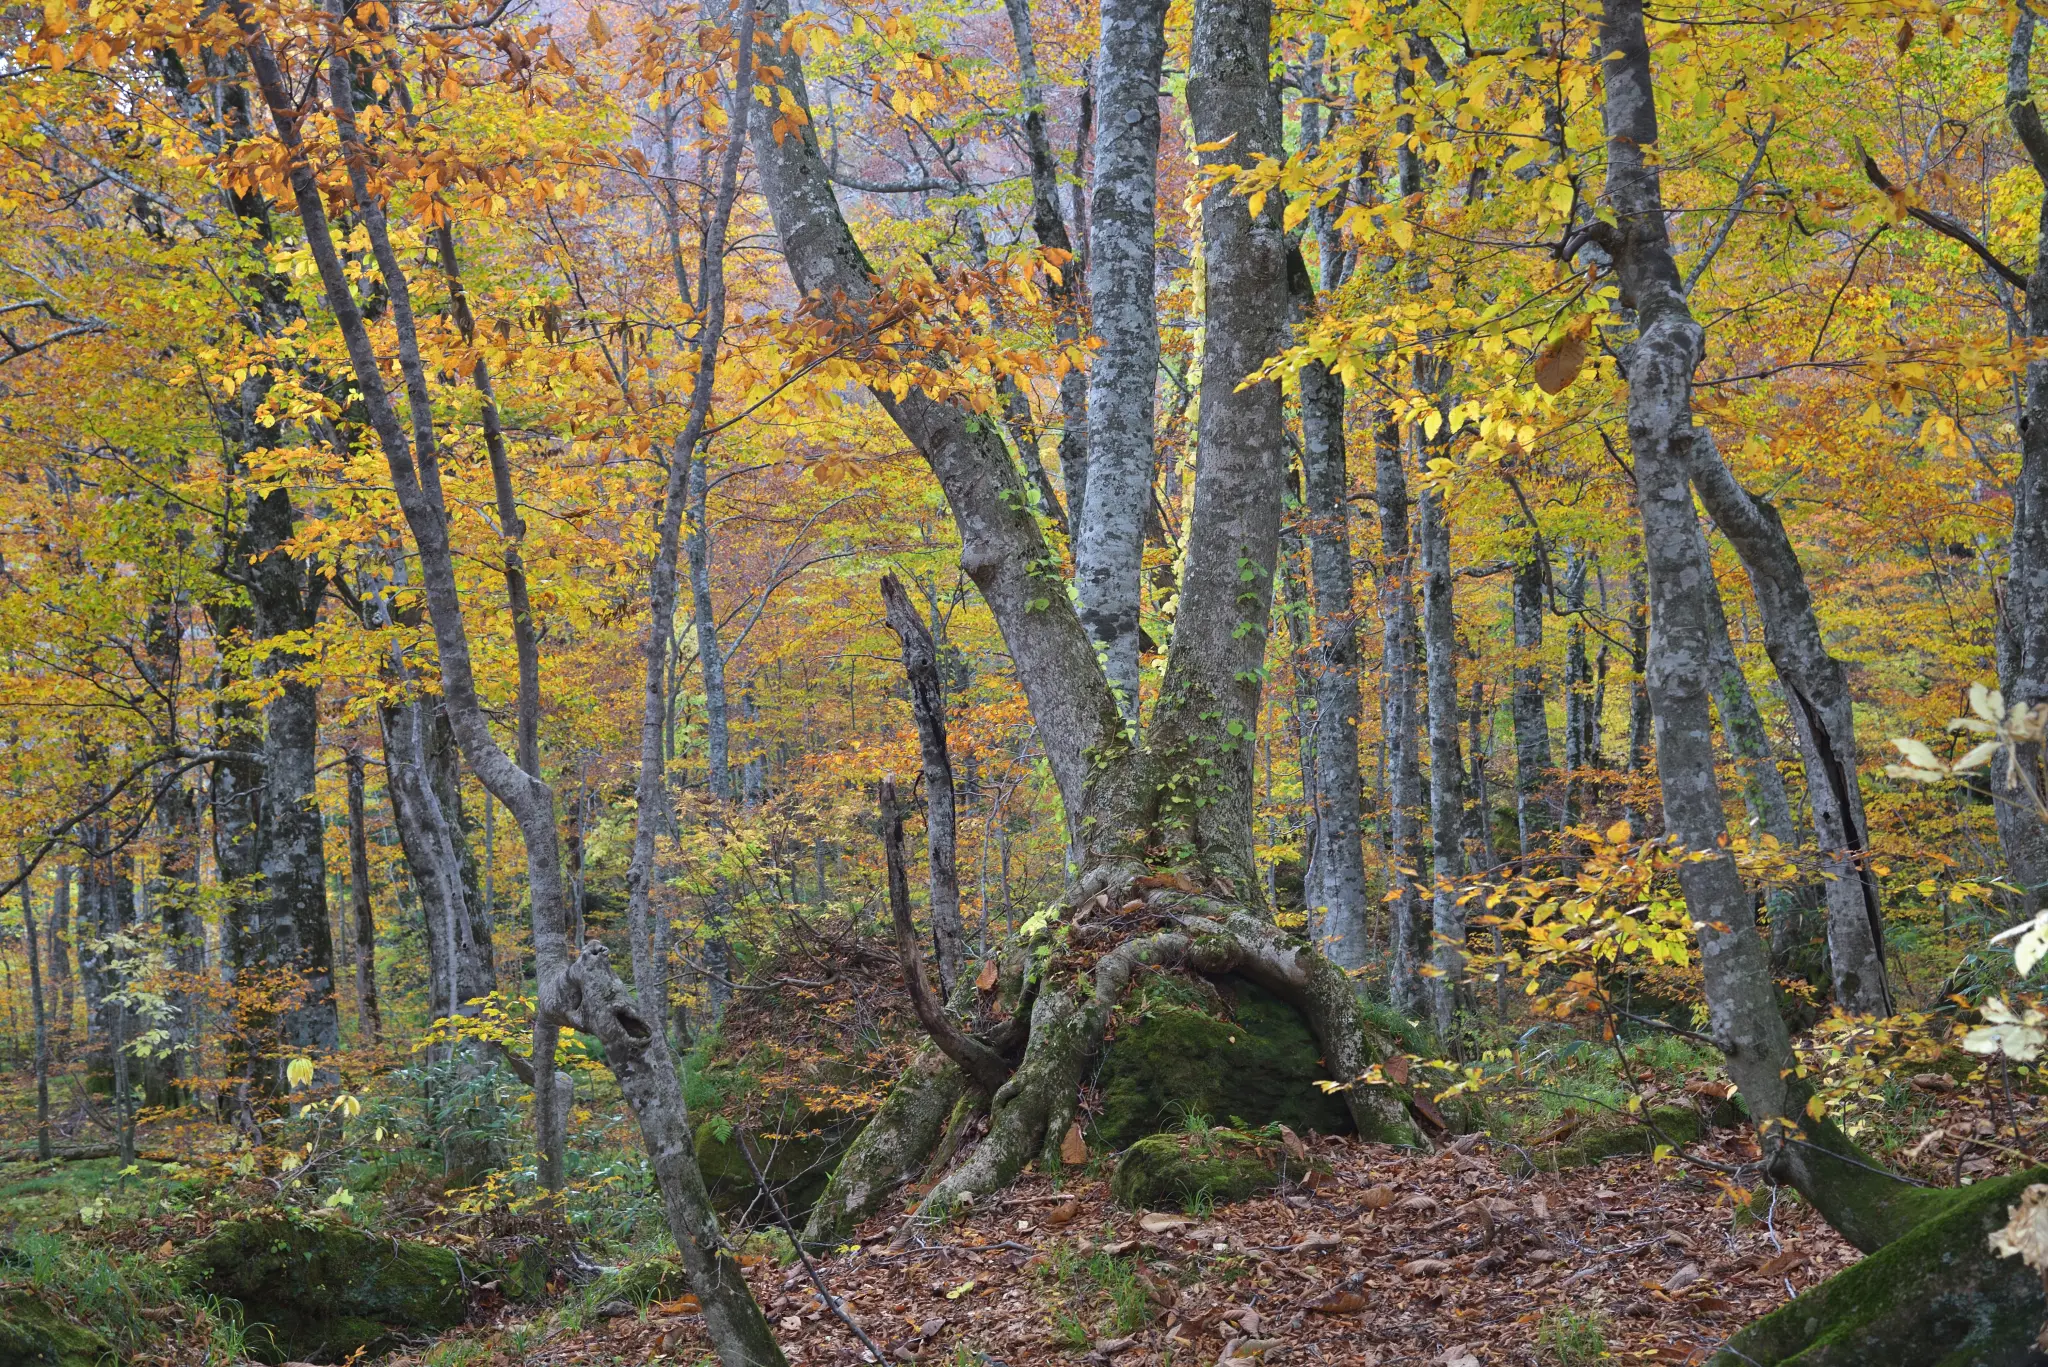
2000, 10, 2048, 912
1420, 487, 1466, 1042
1561, 552, 1597, 823
1689, 430, 1888, 1014
688, 455, 733, 803
1000, 0, 1088, 535
747, 0, 1129, 848
1376, 426, 1429, 1016
47, 868, 71, 1037
345, 749, 381, 1043
1290, 259, 1370, 971
236, 18, 786, 1356
1077, 0, 1167, 722
1140, 0, 1288, 886
19, 874, 49, 1159
1596, 0, 1925, 1251
882, 577, 968, 993
1510, 552, 1551, 857
381, 697, 494, 1018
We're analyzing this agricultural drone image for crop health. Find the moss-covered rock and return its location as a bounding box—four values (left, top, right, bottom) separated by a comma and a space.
1094, 975, 1354, 1150
694, 1113, 851, 1225
0, 1289, 116, 1367
1507, 1104, 1705, 1174
495, 1242, 551, 1303
1109, 1129, 1326, 1211
1709, 1167, 2048, 1367
181, 1215, 467, 1363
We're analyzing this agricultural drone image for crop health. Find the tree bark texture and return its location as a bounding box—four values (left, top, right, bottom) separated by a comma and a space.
1291, 261, 1370, 971
2001, 9, 2048, 912
1077, 0, 1168, 722
1596, 0, 1930, 1252
1689, 430, 1889, 1014
1376, 425, 1430, 1016
382, 697, 495, 1019
1141, 0, 1289, 887
1510, 551, 1551, 857
345, 749, 382, 1043
881, 576, 969, 994
1420, 487, 1466, 1042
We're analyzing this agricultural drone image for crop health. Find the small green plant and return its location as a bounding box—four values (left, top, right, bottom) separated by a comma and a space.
425, 1337, 491, 1367
1051, 1308, 1092, 1351
1536, 1302, 1610, 1365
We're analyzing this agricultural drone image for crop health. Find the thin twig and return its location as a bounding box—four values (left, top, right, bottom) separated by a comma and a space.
737, 1131, 891, 1362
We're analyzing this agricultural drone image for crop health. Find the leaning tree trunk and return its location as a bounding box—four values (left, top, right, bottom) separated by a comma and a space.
233, 16, 788, 1363
1595, 0, 1948, 1254
1688, 430, 1889, 1015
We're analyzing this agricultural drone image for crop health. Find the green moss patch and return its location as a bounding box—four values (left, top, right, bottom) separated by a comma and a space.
1709, 1167, 2048, 1367
181, 1214, 467, 1363
1506, 1104, 1705, 1175
1094, 974, 1353, 1150
1108, 1128, 1327, 1211
0, 1289, 117, 1367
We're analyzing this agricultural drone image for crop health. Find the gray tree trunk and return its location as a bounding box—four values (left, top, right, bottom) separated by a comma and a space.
1997, 10, 2048, 913
237, 22, 787, 1360
1511, 552, 1551, 858
1561, 552, 1596, 824
1688, 430, 1889, 1014
1077, 0, 1168, 722
882, 576, 969, 994
345, 749, 381, 1043
688, 454, 733, 803
1289, 262, 1370, 970
47, 867, 72, 1038
1596, 0, 1927, 1251
1376, 426, 1429, 1015
1139, 0, 1288, 887
382, 698, 494, 1021
1420, 487, 1466, 1042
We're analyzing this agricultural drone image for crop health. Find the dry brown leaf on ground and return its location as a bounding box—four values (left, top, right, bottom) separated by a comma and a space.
1305, 1288, 1370, 1314
1139, 1211, 1192, 1233
1402, 1257, 1453, 1276
1060, 1124, 1089, 1166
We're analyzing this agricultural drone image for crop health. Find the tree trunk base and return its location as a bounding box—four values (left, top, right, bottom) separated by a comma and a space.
803, 882, 1419, 1243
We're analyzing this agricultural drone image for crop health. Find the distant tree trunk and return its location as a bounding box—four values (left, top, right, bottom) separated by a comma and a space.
1511, 551, 1551, 858
143, 598, 201, 1105
1001, 0, 1087, 532
382, 697, 493, 1023
19, 872, 50, 1159
688, 455, 733, 803
1290, 257, 1370, 971
345, 749, 381, 1044
77, 824, 132, 1084
882, 576, 968, 994
1077, 0, 1167, 721
1376, 425, 1429, 1015
1420, 486, 1466, 1043
1623, 557, 1655, 833
48, 867, 72, 1039
1561, 552, 1596, 824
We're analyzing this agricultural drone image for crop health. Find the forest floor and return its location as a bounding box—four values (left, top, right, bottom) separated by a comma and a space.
424, 1125, 1863, 1367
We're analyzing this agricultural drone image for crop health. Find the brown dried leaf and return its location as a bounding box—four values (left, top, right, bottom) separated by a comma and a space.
1306, 1288, 1370, 1315
1138, 1211, 1192, 1234
1045, 1197, 1082, 1227
1402, 1257, 1453, 1277
1360, 1184, 1399, 1210
1383, 1054, 1412, 1086
1533, 325, 1589, 394
1060, 1123, 1089, 1166
1757, 1248, 1808, 1278
975, 960, 999, 992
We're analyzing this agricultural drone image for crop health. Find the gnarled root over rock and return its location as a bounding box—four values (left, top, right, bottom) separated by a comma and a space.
803, 883, 1419, 1245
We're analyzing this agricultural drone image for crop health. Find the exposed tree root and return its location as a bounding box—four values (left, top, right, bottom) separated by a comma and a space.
809, 873, 1419, 1241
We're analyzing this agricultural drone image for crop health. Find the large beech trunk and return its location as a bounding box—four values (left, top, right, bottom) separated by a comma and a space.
1076, 0, 1167, 721
1595, 0, 1946, 1255
1376, 426, 1430, 1015
748, 0, 1409, 1239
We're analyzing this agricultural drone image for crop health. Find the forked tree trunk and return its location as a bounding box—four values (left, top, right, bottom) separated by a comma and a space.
751, 0, 1412, 1236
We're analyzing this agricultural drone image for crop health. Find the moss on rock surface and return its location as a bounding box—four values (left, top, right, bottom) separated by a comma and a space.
1109, 1129, 1326, 1211
0, 1289, 116, 1367
182, 1215, 467, 1363
1094, 975, 1355, 1150
1507, 1104, 1705, 1174
1709, 1167, 2048, 1367
694, 1114, 851, 1224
